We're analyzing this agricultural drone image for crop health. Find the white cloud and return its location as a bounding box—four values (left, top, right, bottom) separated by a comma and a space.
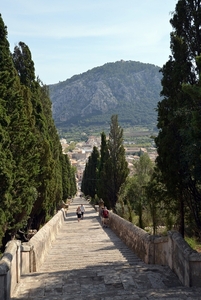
2, 0, 177, 83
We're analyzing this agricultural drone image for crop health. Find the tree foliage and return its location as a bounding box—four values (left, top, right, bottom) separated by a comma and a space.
81, 146, 99, 199
0, 14, 75, 250
117, 153, 154, 228
81, 115, 129, 209
96, 132, 109, 201
105, 115, 129, 208
155, 0, 201, 236
49, 60, 162, 132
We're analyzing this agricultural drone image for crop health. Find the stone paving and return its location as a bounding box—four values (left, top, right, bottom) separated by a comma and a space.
12, 196, 201, 299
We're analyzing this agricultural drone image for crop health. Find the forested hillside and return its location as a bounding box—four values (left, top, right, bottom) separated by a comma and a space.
49, 60, 162, 132
0, 15, 76, 251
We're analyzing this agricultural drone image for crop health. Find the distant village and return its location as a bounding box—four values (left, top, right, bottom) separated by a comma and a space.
60, 136, 157, 190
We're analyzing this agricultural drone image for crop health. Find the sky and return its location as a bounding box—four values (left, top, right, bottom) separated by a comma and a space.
1, 0, 177, 85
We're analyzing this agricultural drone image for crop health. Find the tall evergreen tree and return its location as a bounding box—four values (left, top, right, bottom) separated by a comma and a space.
0, 15, 41, 245
97, 132, 109, 200
12, 41, 65, 229
0, 14, 73, 248
103, 115, 129, 209
155, 0, 201, 235
81, 161, 90, 197
0, 15, 14, 244
81, 146, 99, 199
69, 165, 77, 197
61, 154, 71, 200
13, 41, 35, 88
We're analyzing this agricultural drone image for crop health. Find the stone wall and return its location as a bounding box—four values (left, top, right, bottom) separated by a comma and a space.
109, 211, 155, 263
27, 208, 66, 271
109, 211, 201, 287
0, 240, 21, 300
0, 208, 67, 300
169, 231, 201, 287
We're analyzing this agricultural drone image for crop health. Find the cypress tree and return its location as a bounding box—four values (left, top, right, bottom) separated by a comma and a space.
103, 115, 129, 209
155, 0, 201, 235
0, 15, 14, 245
81, 162, 90, 196
0, 15, 41, 245
61, 153, 76, 200
97, 132, 109, 200
61, 154, 71, 200
0, 14, 70, 247
81, 146, 99, 199
13, 41, 66, 228
69, 166, 77, 197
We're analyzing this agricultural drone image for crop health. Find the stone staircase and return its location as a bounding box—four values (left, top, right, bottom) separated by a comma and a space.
12, 197, 201, 299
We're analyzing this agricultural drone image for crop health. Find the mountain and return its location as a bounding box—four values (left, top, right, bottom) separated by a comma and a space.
49, 60, 162, 133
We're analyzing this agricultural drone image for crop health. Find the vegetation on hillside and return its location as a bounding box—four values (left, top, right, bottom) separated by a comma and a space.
57, 123, 157, 147
49, 60, 162, 134
0, 15, 76, 251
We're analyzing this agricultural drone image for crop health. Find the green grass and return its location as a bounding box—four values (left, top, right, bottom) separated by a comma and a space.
185, 237, 201, 252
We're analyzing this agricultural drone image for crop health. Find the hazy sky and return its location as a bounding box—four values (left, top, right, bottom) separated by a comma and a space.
1, 0, 177, 84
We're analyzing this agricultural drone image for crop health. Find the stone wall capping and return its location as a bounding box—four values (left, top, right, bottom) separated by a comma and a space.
21, 242, 33, 252
0, 240, 21, 299
0, 240, 21, 271
189, 252, 201, 261
153, 236, 168, 243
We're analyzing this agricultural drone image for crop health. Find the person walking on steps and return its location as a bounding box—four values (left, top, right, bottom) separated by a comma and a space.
76, 206, 82, 222
101, 206, 109, 227
98, 198, 104, 217
80, 204, 85, 219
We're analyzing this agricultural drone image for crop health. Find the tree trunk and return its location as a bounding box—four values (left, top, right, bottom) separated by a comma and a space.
179, 195, 185, 237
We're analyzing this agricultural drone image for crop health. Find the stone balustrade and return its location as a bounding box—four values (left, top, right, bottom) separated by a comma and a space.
0, 240, 21, 300
109, 211, 201, 287
0, 208, 67, 300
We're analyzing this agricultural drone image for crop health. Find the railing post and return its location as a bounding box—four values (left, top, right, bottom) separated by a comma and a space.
0, 264, 10, 300
0, 240, 21, 300
21, 243, 34, 274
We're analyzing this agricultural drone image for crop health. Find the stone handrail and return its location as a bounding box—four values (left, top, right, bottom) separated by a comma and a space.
109, 211, 201, 287
0, 240, 21, 300
26, 208, 66, 272
0, 208, 67, 300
